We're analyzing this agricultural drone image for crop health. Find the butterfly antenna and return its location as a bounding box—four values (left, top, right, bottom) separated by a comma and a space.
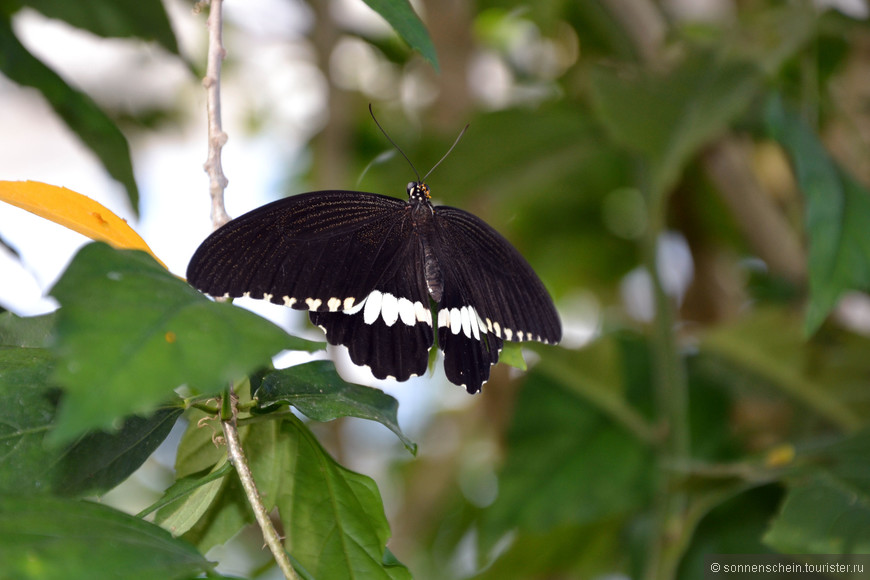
369, 104, 421, 182
422, 123, 469, 182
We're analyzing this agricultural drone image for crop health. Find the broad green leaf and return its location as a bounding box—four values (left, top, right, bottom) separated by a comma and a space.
0, 311, 56, 347
154, 459, 232, 537
254, 416, 410, 579
765, 428, 870, 553
765, 96, 870, 334
589, 50, 759, 197
256, 361, 416, 454
53, 407, 183, 497
48, 243, 317, 444
181, 467, 253, 553
0, 181, 165, 267
765, 472, 870, 553
479, 369, 654, 553
22, 0, 179, 56
362, 0, 439, 71
0, 17, 140, 213
0, 495, 212, 580
0, 347, 59, 494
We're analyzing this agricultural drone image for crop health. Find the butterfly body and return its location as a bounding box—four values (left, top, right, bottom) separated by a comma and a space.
187, 181, 560, 393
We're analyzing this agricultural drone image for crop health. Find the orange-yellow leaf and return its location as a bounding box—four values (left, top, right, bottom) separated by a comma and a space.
0, 180, 166, 268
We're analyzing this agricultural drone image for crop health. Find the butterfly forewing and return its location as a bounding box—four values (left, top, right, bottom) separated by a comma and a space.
187, 191, 408, 311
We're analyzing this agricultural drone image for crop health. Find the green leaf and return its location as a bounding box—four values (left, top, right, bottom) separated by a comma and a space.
362, 0, 439, 71
0, 495, 212, 580
765, 96, 870, 334
256, 361, 416, 454
765, 428, 870, 553
479, 368, 654, 553
0, 312, 56, 347
0, 346, 184, 496
589, 49, 759, 197
0, 347, 59, 494
48, 243, 314, 444
154, 459, 232, 537
53, 407, 183, 497
0, 16, 140, 213
22, 0, 179, 55
274, 416, 411, 579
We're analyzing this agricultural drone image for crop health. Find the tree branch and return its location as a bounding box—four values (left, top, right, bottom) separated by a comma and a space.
221, 390, 299, 580
203, 0, 230, 230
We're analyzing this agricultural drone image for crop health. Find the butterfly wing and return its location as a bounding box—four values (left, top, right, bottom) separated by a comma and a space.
431, 206, 561, 393
310, 225, 434, 382
187, 191, 408, 310
187, 190, 435, 381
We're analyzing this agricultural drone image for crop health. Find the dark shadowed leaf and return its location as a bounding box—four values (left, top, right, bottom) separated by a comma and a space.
479, 367, 654, 553
53, 407, 183, 497
256, 361, 416, 453
0, 16, 140, 213
0, 495, 212, 580
48, 243, 320, 444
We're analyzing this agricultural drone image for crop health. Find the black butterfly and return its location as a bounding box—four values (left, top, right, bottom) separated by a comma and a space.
187, 115, 561, 394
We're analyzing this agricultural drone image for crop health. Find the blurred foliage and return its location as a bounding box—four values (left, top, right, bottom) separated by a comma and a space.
2, 0, 870, 579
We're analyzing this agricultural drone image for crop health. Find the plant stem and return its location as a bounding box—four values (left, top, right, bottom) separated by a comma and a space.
221, 388, 300, 580
203, 0, 230, 230
642, 169, 691, 580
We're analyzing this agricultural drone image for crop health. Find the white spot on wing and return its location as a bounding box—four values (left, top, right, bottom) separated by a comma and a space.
460, 307, 472, 339
345, 296, 365, 314
493, 321, 501, 337
283, 296, 296, 307
305, 297, 322, 310
397, 298, 416, 326
363, 290, 383, 325
504, 327, 513, 341
450, 307, 462, 335
437, 308, 449, 329
416, 301, 433, 325
380, 292, 399, 326
327, 297, 341, 312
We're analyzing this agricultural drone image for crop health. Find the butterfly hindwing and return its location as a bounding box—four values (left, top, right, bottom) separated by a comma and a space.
310, 228, 434, 381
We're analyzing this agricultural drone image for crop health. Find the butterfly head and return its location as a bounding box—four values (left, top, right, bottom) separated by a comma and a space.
407, 181, 431, 202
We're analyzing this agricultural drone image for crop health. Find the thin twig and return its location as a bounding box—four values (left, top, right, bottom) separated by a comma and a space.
221, 389, 300, 580
203, 0, 230, 230
201, 3, 296, 578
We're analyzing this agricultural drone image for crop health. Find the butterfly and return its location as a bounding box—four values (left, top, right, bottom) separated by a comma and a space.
186, 110, 561, 393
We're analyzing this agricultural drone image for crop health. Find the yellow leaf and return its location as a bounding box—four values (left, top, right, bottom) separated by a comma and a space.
0, 180, 166, 268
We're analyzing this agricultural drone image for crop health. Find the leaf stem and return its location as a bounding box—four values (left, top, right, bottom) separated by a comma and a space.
221, 387, 300, 580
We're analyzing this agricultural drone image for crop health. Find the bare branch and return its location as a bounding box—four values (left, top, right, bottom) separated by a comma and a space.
203, 0, 231, 230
